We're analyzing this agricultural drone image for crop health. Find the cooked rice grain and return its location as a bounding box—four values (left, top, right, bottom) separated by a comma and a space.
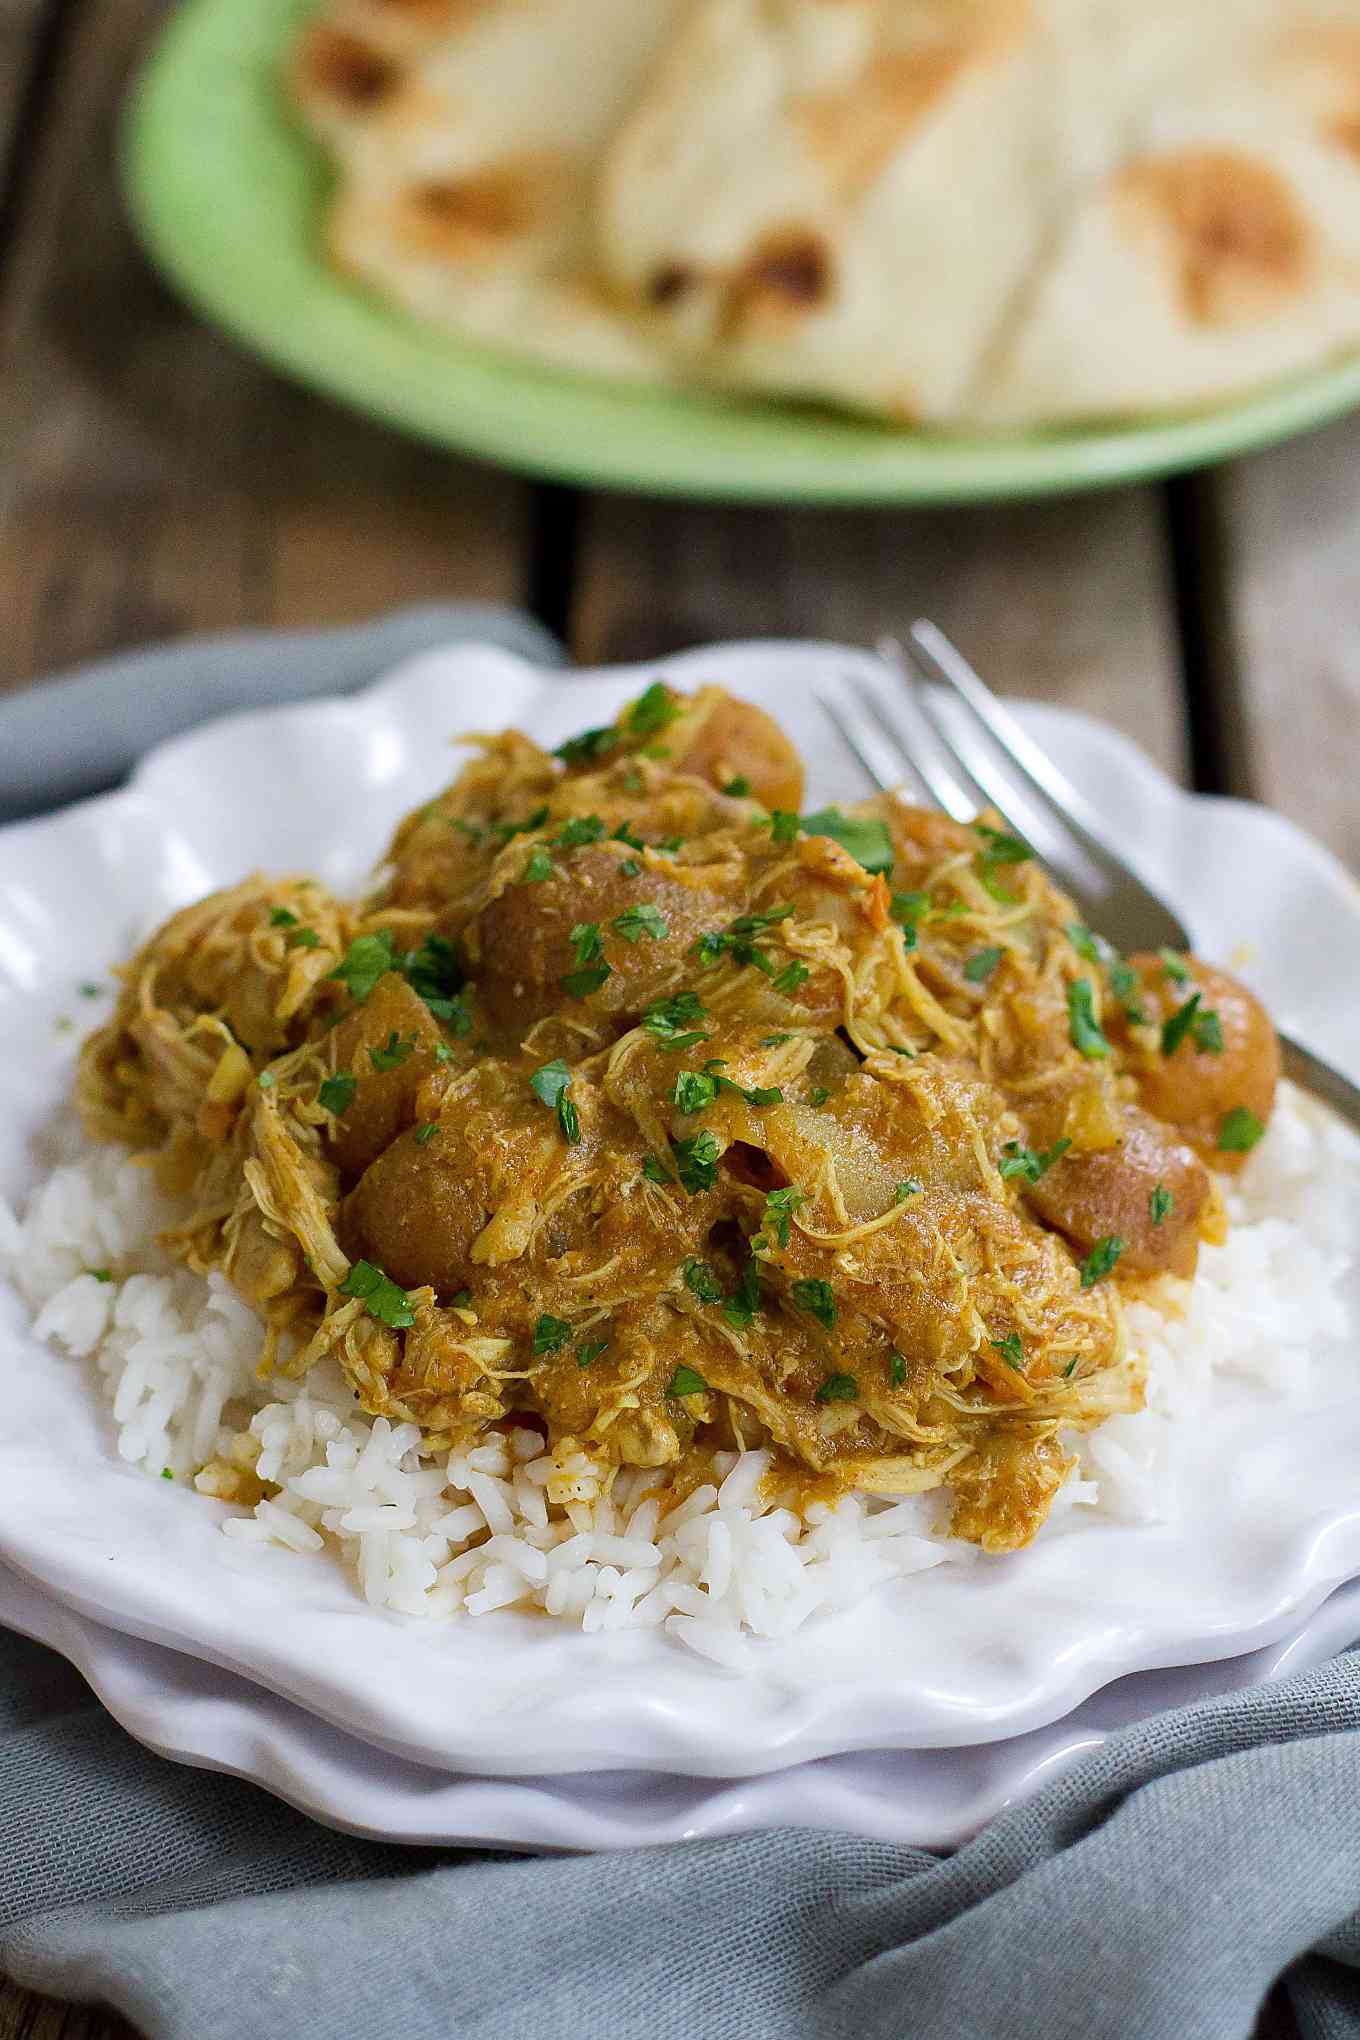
2, 1084, 1355, 1664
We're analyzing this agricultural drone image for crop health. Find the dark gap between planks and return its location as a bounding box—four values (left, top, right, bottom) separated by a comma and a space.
1162, 470, 1258, 802
526, 483, 583, 651
0, 0, 81, 280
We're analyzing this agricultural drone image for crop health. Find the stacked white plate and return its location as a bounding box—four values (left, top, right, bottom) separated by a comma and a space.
2, 642, 1358, 1850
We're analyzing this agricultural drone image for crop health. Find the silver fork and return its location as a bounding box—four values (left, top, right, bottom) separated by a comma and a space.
820, 620, 1360, 1131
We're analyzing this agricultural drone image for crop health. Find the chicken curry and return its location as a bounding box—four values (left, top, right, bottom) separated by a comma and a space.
79, 684, 1280, 1551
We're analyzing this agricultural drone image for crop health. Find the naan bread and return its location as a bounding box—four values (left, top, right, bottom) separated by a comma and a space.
595, 0, 1062, 422
287, 0, 1360, 424
976, 10, 1360, 421
288, 0, 688, 381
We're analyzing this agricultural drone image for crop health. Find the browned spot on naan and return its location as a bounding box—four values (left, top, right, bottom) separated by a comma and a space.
648, 262, 696, 307
1280, 23, 1360, 164
726, 227, 833, 335
296, 26, 399, 109
398, 157, 565, 260
1116, 148, 1311, 327
794, 0, 1030, 195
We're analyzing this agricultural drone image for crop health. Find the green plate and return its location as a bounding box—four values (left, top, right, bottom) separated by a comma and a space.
125, 0, 1360, 505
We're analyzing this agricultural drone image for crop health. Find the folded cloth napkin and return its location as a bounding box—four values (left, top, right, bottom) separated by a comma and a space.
4, 613, 1359, 2040
2, 1621, 1360, 2040
0, 604, 564, 822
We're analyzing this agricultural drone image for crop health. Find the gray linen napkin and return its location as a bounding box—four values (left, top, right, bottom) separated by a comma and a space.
0, 604, 564, 822
5, 613, 1360, 2038
2, 1624, 1360, 2039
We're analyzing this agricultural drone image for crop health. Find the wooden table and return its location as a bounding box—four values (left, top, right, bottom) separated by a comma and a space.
1, 3, 1353, 2034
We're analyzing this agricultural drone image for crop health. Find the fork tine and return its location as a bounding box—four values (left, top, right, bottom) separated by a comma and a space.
893, 645, 1106, 889
849, 675, 981, 824
816, 686, 935, 806
902, 622, 1124, 896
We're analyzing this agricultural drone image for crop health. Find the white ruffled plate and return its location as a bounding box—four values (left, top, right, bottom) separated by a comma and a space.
1, 641, 1358, 1780
4, 1556, 1357, 1851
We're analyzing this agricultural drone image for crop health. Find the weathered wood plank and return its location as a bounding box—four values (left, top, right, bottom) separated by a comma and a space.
1213, 416, 1360, 871
0, 0, 529, 698
570, 490, 1187, 781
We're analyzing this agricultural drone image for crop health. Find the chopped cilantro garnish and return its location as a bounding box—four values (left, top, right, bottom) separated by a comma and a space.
450, 1289, 472, 1308
414, 1122, 437, 1147
673, 1069, 719, 1116
555, 724, 618, 767
721, 776, 751, 797
269, 907, 298, 927
569, 922, 603, 966
492, 806, 549, 843
722, 1257, 763, 1329
257, 1070, 276, 1090
88, 1268, 112, 1284
761, 1033, 792, 1047
643, 992, 710, 1051
773, 962, 809, 996
668, 1365, 708, 1398
815, 1372, 858, 1404
800, 807, 894, 875
1160, 993, 1203, 1057
808, 1086, 830, 1107
792, 1278, 837, 1331
327, 930, 395, 1004
369, 1031, 416, 1073
613, 821, 646, 849
434, 1042, 455, 1064
529, 1059, 571, 1109
318, 1072, 357, 1116
289, 927, 321, 949
889, 1351, 906, 1388
78, 982, 103, 998
1160, 949, 1191, 984
891, 890, 930, 935
642, 1153, 674, 1185
1063, 1358, 1079, 1379
162, 1467, 174, 1480
712, 1067, 783, 1108
1065, 925, 1146, 1023
999, 1138, 1071, 1184
562, 963, 612, 999
576, 1338, 609, 1369
339, 1259, 416, 1329
1080, 1236, 1124, 1288
532, 1313, 574, 1357
1193, 1008, 1224, 1054
619, 858, 642, 879
964, 947, 1003, 984
761, 1186, 805, 1249
521, 847, 555, 884
613, 903, 668, 943
1218, 1107, 1265, 1153
402, 934, 465, 1017
990, 1332, 1025, 1370
683, 1258, 724, 1304
1150, 1182, 1173, 1226
767, 810, 800, 845
625, 681, 680, 738
894, 1179, 923, 1203
530, 1057, 582, 1145
673, 1129, 721, 1195
1067, 979, 1110, 1059
974, 824, 1032, 902
555, 815, 606, 849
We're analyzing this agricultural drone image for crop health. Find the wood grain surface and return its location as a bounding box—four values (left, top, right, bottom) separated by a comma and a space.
569, 488, 1187, 778
0, 0, 1347, 2034
0, 0, 528, 696
1212, 419, 1360, 871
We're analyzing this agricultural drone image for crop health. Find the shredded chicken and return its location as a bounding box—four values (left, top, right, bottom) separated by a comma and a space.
78, 682, 1280, 1550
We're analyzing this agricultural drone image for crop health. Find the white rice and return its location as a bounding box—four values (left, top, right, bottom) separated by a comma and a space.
2, 1083, 1356, 1665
